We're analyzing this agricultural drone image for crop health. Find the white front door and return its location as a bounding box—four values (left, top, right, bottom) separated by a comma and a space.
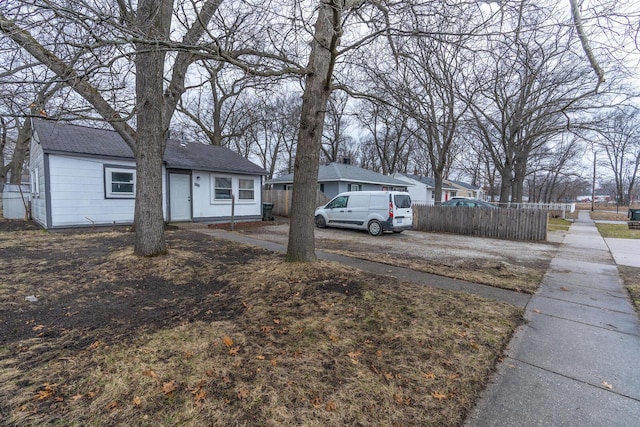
169, 173, 191, 221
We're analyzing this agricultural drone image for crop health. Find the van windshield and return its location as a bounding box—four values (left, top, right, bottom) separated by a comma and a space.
394, 194, 411, 209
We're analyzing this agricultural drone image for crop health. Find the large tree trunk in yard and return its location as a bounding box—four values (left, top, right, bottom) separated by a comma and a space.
8, 118, 32, 184
132, 0, 172, 256
286, 1, 343, 262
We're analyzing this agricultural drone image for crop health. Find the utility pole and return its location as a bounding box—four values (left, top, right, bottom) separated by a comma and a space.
591, 149, 596, 212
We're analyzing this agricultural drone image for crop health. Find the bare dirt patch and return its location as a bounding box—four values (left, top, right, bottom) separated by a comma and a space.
241, 223, 559, 294
0, 221, 521, 426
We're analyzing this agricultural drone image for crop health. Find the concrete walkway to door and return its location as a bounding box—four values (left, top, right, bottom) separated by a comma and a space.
465, 210, 640, 426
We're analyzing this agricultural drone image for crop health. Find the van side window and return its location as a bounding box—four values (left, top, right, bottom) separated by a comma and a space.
329, 196, 348, 209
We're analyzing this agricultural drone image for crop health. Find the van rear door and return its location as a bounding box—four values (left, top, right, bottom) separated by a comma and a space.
392, 193, 412, 227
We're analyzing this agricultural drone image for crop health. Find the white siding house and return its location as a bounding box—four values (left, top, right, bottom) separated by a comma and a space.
392, 174, 459, 205
29, 118, 266, 229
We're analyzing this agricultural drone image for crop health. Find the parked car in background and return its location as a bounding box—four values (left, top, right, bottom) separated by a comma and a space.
314, 191, 413, 236
439, 198, 497, 209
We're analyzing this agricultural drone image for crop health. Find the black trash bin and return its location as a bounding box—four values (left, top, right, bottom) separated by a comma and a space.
629, 209, 640, 221
262, 203, 274, 221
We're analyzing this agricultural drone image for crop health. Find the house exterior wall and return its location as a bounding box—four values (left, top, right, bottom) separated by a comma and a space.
393, 175, 433, 205
45, 155, 167, 228
191, 171, 262, 221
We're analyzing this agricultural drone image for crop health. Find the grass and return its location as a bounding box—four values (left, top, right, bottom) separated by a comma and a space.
547, 217, 572, 232
619, 266, 640, 312
0, 226, 522, 426
594, 223, 640, 239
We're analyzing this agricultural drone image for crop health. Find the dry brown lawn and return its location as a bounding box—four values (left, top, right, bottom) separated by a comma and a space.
0, 221, 522, 426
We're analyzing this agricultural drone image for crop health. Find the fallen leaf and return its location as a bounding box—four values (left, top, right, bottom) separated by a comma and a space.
205, 369, 215, 377
326, 400, 336, 411
237, 389, 249, 399
261, 326, 274, 333
223, 336, 233, 347
256, 355, 265, 360
447, 373, 458, 380
533, 309, 542, 313
310, 396, 322, 407
347, 350, 362, 359
162, 380, 177, 396
442, 359, 454, 367
270, 358, 277, 367
229, 346, 240, 356
54, 396, 64, 402
34, 383, 55, 400
329, 335, 338, 342
393, 393, 411, 405
105, 401, 118, 410
423, 372, 436, 380
32, 325, 45, 331
183, 351, 194, 359
601, 380, 613, 390
431, 391, 447, 400
194, 389, 206, 402
70, 394, 84, 401
88, 340, 101, 350
142, 369, 157, 378
273, 318, 280, 324
384, 372, 394, 380
560, 287, 569, 291
35, 389, 53, 400
132, 396, 142, 406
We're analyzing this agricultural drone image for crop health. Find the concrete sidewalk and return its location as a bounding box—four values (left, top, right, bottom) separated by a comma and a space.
466, 210, 640, 426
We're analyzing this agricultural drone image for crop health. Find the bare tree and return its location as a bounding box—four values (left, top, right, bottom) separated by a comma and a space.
355, 101, 415, 174
468, 2, 600, 205
321, 91, 355, 163
594, 109, 640, 205
287, 1, 346, 262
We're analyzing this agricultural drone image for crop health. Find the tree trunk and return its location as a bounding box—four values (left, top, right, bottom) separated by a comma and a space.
286, 1, 342, 262
132, 0, 172, 256
8, 119, 32, 184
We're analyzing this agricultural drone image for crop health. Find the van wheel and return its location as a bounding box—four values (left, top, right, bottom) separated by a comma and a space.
315, 215, 326, 228
367, 220, 383, 236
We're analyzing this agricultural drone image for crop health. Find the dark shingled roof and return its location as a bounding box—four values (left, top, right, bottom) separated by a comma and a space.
268, 162, 409, 186
32, 118, 266, 176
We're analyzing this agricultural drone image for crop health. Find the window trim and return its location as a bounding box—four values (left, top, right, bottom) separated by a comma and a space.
105, 165, 136, 199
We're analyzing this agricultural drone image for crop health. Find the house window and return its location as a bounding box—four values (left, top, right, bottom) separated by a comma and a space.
238, 179, 254, 200
31, 169, 40, 197
349, 184, 362, 191
214, 177, 232, 200
105, 166, 135, 198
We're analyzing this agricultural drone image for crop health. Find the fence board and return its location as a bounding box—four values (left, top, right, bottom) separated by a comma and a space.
412, 204, 548, 241
262, 190, 329, 217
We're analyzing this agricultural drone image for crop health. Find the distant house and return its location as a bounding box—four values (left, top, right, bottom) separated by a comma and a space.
446, 179, 484, 200
267, 162, 410, 199
392, 174, 459, 205
29, 118, 267, 229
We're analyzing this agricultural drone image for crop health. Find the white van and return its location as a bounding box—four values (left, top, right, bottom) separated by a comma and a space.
314, 191, 413, 236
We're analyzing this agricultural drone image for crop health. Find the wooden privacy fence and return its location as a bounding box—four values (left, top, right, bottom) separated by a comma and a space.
413, 204, 548, 241
262, 190, 329, 217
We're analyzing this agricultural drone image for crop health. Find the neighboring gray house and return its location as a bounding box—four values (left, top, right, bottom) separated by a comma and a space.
267, 162, 410, 199
29, 118, 267, 229
392, 173, 459, 205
